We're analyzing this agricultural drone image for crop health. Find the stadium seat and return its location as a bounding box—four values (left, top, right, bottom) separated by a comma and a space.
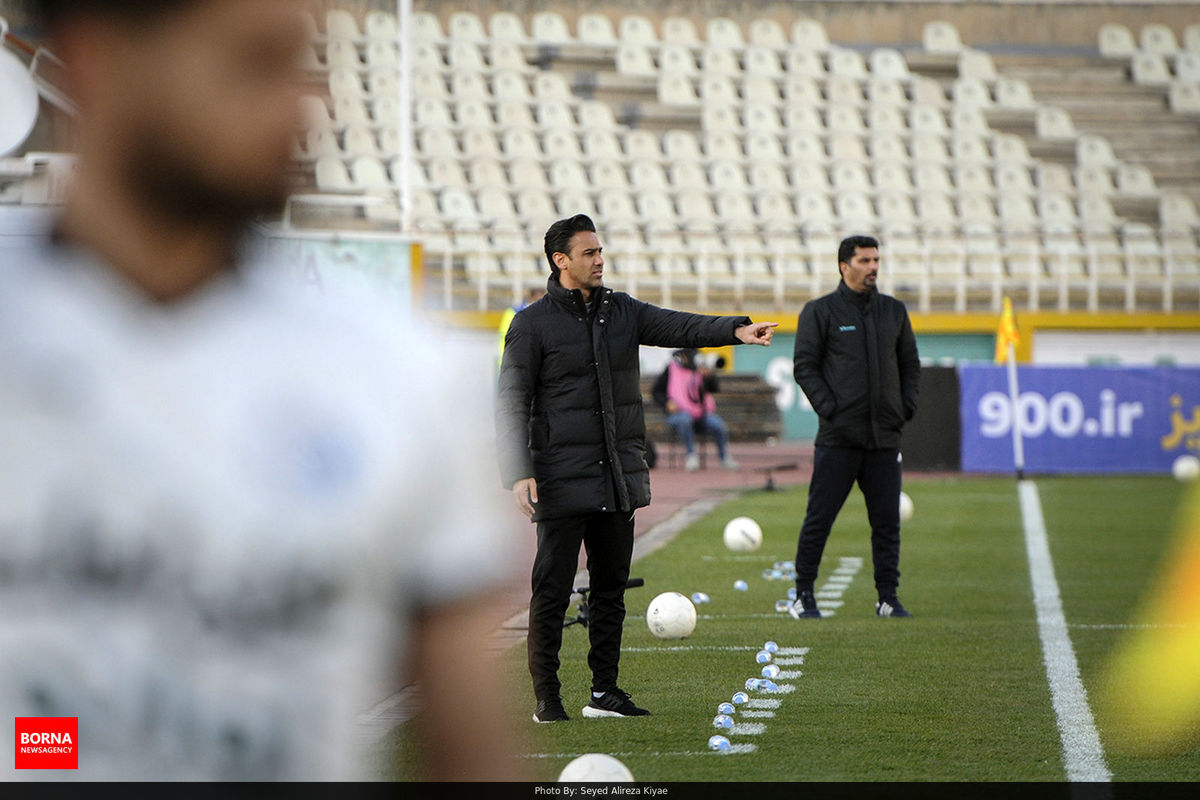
866, 78, 909, 109
637, 191, 678, 227
707, 18, 745, 49
796, 193, 835, 229
703, 105, 743, 133
1131, 52, 1172, 86
915, 163, 954, 194
477, 187, 518, 224
502, 127, 541, 159
664, 130, 703, 163
493, 71, 531, 101
532, 12, 573, 45
300, 95, 334, 132
787, 133, 828, 164
516, 189, 556, 223
992, 133, 1032, 165
489, 11, 527, 43
923, 21, 963, 54
620, 15, 659, 47
1038, 193, 1078, 229
365, 41, 398, 69
630, 159, 669, 191
917, 192, 957, 227
448, 12, 487, 43
744, 49, 783, 78
870, 49, 911, 82
325, 10, 361, 41
450, 72, 490, 101
742, 103, 781, 134
911, 134, 951, 164
1169, 83, 1200, 114
877, 192, 916, 227
468, 158, 507, 189
315, 157, 354, 192
426, 157, 467, 190
1098, 23, 1136, 59
743, 76, 782, 106
828, 48, 869, 80
951, 107, 989, 136
461, 127, 501, 160
700, 75, 740, 107
998, 193, 1039, 232
583, 130, 623, 159
509, 158, 548, 191
1036, 162, 1075, 195
1175, 52, 1200, 83
598, 190, 638, 223
749, 163, 789, 192
324, 40, 362, 70
785, 49, 826, 78
669, 160, 708, 190
625, 130, 662, 161
329, 68, 364, 100
951, 134, 991, 165
870, 134, 910, 164
368, 69, 399, 98
705, 129, 745, 162
659, 75, 700, 107
749, 19, 787, 50
703, 47, 742, 78
1075, 164, 1115, 196
534, 73, 573, 101
1035, 106, 1076, 140
616, 44, 657, 79
910, 106, 948, 137
828, 106, 865, 135
543, 130, 582, 160
303, 129, 339, 159
1076, 134, 1117, 166
579, 102, 618, 131
578, 13, 618, 45
791, 161, 831, 192
455, 100, 493, 129
710, 158, 749, 191
1160, 193, 1200, 231
556, 188, 595, 217
955, 163, 994, 193
959, 192, 997, 225
783, 104, 824, 132
836, 191, 877, 224
952, 78, 993, 109
958, 49, 998, 81
831, 161, 871, 192
995, 163, 1034, 195
1141, 24, 1179, 55
829, 134, 868, 164
371, 96, 400, 126
1116, 163, 1157, 197
826, 76, 865, 108
994, 77, 1037, 111
867, 105, 907, 134
659, 43, 699, 76
497, 101, 536, 130
447, 41, 486, 73
488, 43, 530, 76
745, 131, 785, 162
590, 159, 629, 191
677, 191, 718, 230
791, 19, 829, 51
345, 125, 381, 157
536, 100, 577, 131
663, 17, 701, 47
873, 162, 913, 192
784, 75, 824, 109
1187, 24, 1200, 53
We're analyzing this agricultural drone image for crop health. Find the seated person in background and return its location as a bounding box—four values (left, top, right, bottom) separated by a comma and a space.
652, 349, 739, 472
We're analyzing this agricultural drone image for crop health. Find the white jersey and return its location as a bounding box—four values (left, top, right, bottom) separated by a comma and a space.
0, 242, 515, 780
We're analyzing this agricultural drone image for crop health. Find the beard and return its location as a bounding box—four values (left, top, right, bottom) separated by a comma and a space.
124, 131, 293, 235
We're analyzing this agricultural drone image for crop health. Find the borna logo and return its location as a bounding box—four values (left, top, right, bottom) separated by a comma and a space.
14, 717, 78, 770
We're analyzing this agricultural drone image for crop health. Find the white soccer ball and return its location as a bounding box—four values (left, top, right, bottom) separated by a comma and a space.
898, 491, 914, 523
558, 753, 635, 782
1172, 454, 1200, 483
645, 591, 697, 639
723, 516, 763, 552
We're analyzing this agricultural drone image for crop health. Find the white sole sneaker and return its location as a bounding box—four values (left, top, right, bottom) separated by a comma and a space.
580, 705, 626, 718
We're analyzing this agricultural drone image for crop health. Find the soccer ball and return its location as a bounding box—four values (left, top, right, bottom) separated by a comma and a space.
723, 516, 763, 552
558, 753, 634, 782
1172, 454, 1200, 482
645, 591, 697, 639
898, 491, 914, 523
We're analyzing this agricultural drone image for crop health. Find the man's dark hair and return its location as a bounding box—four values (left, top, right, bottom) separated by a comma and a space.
24, 0, 196, 29
838, 235, 880, 267
543, 213, 596, 275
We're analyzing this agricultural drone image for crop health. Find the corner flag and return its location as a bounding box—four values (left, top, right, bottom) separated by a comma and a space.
994, 296, 1020, 364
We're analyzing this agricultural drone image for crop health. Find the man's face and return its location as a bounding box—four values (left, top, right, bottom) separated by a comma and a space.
555, 231, 605, 294
73, 0, 311, 224
840, 246, 880, 292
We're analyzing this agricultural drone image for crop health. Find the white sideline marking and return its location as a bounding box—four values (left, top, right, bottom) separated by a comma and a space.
766, 683, 796, 694
730, 722, 767, 735
622, 645, 760, 653
774, 656, 805, 666
741, 710, 775, 718
697, 613, 783, 620
1019, 480, 1112, 783
777, 647, 809, 656
747, 699, 782, 709
818, 600, 844, 609
777, 670, 803, 680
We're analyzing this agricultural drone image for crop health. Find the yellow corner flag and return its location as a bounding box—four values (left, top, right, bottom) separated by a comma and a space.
994, 296, 1020, 364
1099, 482, 1200, 755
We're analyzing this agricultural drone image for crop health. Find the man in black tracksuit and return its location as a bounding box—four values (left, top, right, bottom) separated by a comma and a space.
496, 214, 777, 723
790, 235, 920, 619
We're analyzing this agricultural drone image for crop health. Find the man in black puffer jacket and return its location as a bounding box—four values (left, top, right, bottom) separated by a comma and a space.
789, 235, 920, 621
497, 214, 777, 723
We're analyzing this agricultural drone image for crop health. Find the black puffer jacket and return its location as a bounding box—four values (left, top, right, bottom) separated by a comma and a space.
497, 274, 752, 521
793, 281, 920, 450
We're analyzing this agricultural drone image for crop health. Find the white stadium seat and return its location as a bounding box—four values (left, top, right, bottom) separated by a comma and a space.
870, 49, 911, 82
616, 44, 657, 79
707, 18, 745, 49
1141, 23, 1179, 55
958, 50, 997, 81
749, 19, 787, 50
923, 21, 962, 54
1131, 52, 1171, 86
578, 13, 618, 45
1076, 134, 1117, 167
620, 15, 659, 47
662, 17, 701, 47
792, 19, 829, 51
489, 12, 527, 43
703, 47, 742, 78
1035, 106, 1076, 140
531, 12, 573, 45
448, 12, 487, 43
1098, 23, 1136, 59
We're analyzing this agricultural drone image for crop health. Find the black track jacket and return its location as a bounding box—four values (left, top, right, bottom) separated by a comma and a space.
497, 273, 752, 521
793, 281, 920, 450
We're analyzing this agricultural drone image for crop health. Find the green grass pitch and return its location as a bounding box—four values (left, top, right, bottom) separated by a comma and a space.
391, 476, 1200, 782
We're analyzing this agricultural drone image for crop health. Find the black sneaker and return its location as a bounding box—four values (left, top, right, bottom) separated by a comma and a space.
876, 595, 912, 618
533, 696, 569, 723
581, 688, 650, 718
788, 589, 822, 619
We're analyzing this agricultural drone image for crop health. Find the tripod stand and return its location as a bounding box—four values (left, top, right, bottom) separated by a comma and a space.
563, 577, 644, 629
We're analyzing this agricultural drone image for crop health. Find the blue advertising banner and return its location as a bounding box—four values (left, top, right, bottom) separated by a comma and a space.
959, 365, 1200, 473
